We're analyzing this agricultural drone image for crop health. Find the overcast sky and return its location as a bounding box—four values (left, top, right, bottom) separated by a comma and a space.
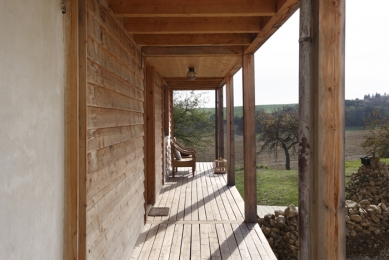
199, 0, 389, 107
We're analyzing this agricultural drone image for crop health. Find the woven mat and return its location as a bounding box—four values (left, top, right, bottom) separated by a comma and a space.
148, 207, 170, 216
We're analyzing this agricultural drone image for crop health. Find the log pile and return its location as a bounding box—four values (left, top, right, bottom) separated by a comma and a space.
258, 159, 389, 259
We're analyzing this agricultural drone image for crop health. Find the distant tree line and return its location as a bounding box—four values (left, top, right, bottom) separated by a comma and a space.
346, 94, 389, 127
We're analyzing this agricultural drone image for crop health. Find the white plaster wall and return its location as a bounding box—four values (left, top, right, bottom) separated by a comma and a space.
0, 0, 65, 259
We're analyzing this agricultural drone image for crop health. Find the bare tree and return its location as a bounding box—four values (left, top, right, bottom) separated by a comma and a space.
256, 106, 298, 170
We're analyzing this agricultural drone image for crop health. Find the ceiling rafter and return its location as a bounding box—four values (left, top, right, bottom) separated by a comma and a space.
109, 2, 276, 17
142, 46, 244, 57
123, 17, 264, 34
134, 34, 254, 47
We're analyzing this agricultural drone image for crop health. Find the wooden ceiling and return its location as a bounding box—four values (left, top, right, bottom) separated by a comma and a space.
107, 0, 299, 90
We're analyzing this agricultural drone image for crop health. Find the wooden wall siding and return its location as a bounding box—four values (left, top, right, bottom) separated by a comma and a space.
86, 0, 145, 259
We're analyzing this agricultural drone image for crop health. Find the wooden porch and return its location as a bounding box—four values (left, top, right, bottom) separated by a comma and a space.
131, 162, 276, 259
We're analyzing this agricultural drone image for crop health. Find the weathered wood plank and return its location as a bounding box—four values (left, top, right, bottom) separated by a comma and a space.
87, 84, 144, 112
87, 12, 142, 77
87, 60, 144, 97
87, 136, 144, 173
86, 0, 141, 67
87, 107, 143, 129
130, 224, 151, 260
87, 125, 144, 151
242, 54, 257, 222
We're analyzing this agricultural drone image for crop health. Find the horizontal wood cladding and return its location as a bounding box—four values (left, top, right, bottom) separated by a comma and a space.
86, 0, 145, 259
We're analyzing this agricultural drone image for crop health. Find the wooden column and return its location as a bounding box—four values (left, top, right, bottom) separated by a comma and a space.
215, 89, 219, 159
217, 87, 224, 158
298, 0, 346, 259
242, 54, 257, 223
78, 0, 88, 259
146, 66, 156, 205
226, 76, 235, 186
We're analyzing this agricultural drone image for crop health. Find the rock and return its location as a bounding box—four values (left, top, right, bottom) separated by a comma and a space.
284, 205, 298, 218
346, 200, 358, 208
350, 214, 362, 222
371, 205, 382, 214
351, 230, 357, 236
274, 210, 284, 216
379, 202, 387, 210
360, 199, 370, 205
275, 216, 286, 228
371, 214, 381, 223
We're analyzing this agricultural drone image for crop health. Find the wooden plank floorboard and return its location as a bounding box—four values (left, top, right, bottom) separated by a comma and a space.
130, 162, 276, 260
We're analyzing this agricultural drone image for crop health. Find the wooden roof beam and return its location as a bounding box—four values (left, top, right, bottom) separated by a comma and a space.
165, 77, 225, 90
134, 34, 254, 47
245, 0, 299, 54
124, 17, 263, 34
109, 0, 276, 17
142, 46, 244, 57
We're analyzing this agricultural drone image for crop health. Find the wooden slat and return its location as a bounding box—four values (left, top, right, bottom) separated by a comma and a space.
134, 33, 253, 47
124, 17, 263, 34
110, 0, 276, 17
226, 76, 235, 186
242, 54, 257, 223
217, 87, 224, 158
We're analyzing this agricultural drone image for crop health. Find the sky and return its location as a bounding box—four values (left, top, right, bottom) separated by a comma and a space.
198, 0, 389, 108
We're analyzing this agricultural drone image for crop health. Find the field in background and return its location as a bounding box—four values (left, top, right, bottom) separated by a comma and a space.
202, 104, 298, 119
197, 129, 368, 168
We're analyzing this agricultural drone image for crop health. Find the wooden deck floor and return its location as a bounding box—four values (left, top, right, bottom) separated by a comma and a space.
130, 162, 276, 260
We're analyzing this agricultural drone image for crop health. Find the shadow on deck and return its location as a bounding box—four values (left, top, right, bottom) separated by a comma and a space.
130, 162, 276, 260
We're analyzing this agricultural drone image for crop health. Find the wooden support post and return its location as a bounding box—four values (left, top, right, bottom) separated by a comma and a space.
217, 87, 224, 158
64, 0, 81, 258
226, 76, 235, 186
298, 0, 346, 259
215, 89, 219, 159
242, 54, 257, 223
78, 0, 87, 259
146, 66, 156, 205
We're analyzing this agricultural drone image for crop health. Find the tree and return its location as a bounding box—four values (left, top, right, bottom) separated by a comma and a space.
361, 110, 389, 158
256, 106, 298, 170
173, 91, 214, 152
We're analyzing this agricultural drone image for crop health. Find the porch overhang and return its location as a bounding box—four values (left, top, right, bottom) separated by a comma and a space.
107, 0, 300, 90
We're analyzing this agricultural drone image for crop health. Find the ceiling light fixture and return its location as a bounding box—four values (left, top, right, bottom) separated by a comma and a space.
187, 67, 197, 81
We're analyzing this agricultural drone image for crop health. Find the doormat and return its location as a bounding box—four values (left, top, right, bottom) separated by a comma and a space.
148, 207, 170, 216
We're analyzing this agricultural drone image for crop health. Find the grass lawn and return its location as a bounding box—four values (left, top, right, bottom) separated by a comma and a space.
234, 158, 389, 207
234, 165, 298, 206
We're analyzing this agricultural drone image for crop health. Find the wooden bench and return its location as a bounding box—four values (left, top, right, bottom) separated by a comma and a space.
171, 140, 196, 177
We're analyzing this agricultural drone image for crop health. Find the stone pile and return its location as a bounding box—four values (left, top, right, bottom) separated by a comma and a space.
346, 159, 389, 205
345, 159, 389, 237
258, 159, 389, 259
258, 205, 299, 259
